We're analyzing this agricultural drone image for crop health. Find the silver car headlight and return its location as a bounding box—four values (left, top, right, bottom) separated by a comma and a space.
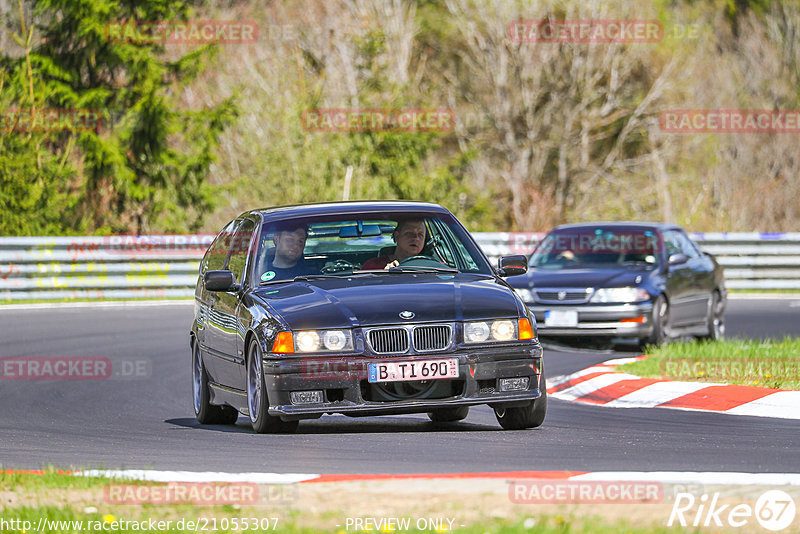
464, 320, 518, 343
513, 288, 535, 303
294, 329, 354, 352
589, 287, 650, 303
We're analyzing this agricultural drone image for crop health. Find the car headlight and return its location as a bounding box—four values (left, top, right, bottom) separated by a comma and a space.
465, 319, 519, 343
293, 329, 353, 353
513, 288, 534, 302
589, 287, 650, 303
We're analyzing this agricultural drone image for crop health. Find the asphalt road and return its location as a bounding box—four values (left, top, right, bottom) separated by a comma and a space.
0, 298, 798, 473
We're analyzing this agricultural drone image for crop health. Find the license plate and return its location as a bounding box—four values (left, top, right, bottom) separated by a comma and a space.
368, 358, 459, 383
544, 310, 578, 327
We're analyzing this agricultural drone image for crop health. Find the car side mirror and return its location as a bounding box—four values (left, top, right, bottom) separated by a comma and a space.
498, 255, 528, 277
668, 253, 689, 267
204, 270, 239, 292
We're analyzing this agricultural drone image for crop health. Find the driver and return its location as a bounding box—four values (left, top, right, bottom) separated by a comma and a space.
260, 222, 316, 281
361, 218, 426, 270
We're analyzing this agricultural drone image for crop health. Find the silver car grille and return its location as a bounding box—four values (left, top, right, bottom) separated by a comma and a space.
534, 288, 592, 304
366, 324, 453, 354
413, 325, 451, 352
368, 328, 409, 354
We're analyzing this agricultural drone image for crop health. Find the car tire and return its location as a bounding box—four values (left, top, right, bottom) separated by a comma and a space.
247, 339, 298, 434
192, 341, 239, 425
641, 295, 669, 348
494, 370, 547, 430
699, 291, 725, 341
427, 406, 469, 423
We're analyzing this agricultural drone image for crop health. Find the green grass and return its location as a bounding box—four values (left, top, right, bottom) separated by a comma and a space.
620, 338, 800, 390
1, 468, 109, 490
0, 505, 692, 533
0, 470, 693, 533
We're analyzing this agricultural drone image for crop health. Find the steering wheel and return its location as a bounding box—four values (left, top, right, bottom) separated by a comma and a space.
397, 255, 436, 265
395, 255, 450, 269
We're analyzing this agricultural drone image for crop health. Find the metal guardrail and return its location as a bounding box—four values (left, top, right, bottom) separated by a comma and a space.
1, 232, 799, 301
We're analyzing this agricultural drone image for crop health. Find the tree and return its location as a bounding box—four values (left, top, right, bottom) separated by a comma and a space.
0, 0, 236, 235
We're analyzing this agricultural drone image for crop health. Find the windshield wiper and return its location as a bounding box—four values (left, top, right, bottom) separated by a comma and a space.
385, 266, 459, 274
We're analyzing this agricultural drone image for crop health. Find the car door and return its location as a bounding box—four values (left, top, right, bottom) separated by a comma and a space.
662, 230, 693, 326
196, 220, 237, 385
205, 218, 257, 389
676, 230, 714, 324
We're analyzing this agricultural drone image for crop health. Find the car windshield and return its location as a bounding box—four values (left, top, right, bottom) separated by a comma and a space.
255, 214, 492, 283
529, 228, 661, 270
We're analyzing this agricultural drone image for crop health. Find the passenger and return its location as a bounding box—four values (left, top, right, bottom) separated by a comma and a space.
260, 222, 316, 281
362, 219, 427, 270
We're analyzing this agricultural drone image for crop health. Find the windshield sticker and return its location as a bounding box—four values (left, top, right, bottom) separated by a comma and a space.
261, 271, 276, 281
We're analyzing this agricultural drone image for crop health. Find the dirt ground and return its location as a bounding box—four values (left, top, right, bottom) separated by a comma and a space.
3, 477, 799, 532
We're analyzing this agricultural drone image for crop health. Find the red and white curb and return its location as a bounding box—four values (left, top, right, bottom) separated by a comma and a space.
67, 470, 800, 485
548, 356, 800, 419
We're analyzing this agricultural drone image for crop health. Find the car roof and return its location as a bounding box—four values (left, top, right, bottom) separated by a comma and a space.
550, 221, 684, 232
242, 200, 452, 223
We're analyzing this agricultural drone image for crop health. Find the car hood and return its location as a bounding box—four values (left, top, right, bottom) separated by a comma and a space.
253, 273, 523, 329
507, 266, 654, 289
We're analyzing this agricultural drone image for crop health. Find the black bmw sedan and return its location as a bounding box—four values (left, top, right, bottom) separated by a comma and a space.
506, 222, 727, 347
190, 201, 545, 433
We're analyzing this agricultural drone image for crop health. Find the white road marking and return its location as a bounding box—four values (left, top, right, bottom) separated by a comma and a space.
725, 390, 800, 419
571, 471, 800, 485
553, 373, 642, 401
603, 381, 715, 408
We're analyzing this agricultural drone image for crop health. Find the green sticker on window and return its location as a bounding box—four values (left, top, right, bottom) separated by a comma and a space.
261, 271, 276, 281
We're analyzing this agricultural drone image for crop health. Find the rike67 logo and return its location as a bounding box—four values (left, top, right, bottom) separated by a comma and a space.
668, 490, 796, 531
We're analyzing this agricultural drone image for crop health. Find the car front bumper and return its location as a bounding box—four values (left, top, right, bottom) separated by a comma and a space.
260, 345, 543, 420
527, 301, 655, 337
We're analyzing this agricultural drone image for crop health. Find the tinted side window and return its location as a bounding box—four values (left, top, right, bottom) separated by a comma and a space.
228, 219, 256, 285
674, 231, 699, 258
662, 231, 682, 258
681, 232, 703, 258
203, 220, 238, 272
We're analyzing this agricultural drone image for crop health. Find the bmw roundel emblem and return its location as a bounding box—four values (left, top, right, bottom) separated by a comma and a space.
399, 310, 415, 319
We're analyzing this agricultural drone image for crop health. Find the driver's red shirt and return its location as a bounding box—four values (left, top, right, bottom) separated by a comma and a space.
361, 254, 392, 270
